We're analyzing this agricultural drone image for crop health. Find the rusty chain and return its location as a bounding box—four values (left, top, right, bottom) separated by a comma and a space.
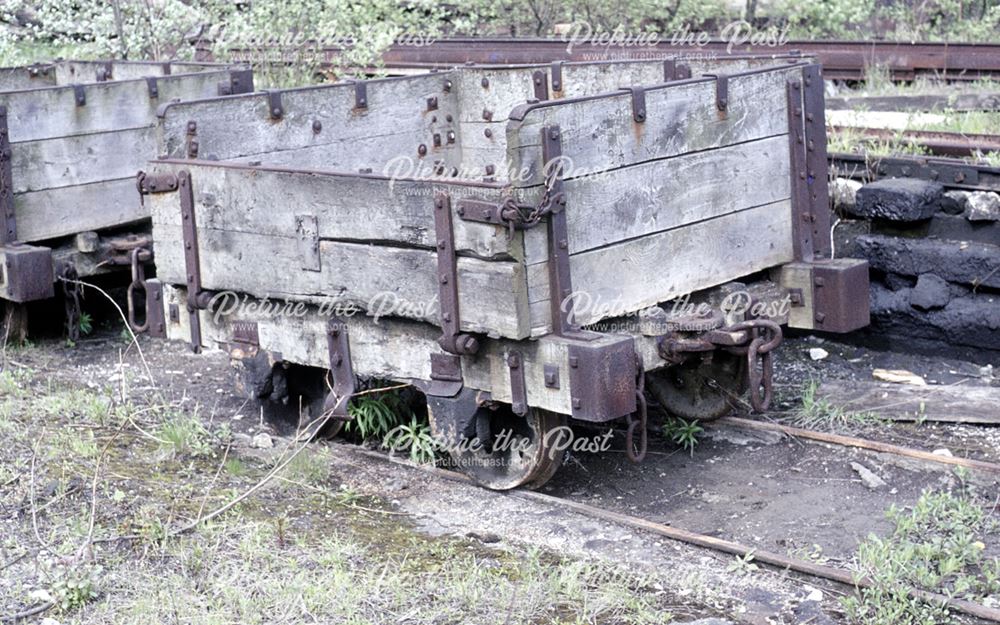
625, 352, 648, 463
127, 248, 150, 333
658, 318, 782, 414
498, 158, 566, 237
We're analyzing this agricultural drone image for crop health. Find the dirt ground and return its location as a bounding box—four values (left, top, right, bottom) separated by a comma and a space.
1, 329, 999, 624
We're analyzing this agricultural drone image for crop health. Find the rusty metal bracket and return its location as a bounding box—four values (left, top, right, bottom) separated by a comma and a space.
146, 77, 159, 99
619, 86, 647, 123
178, 170, 204, 353
229, 69, 254, 95
506, 351, 528, 416
266, 90, 284, 119
95, 61, 113, 82
137, 171, 179, 195
541, 126, 578, 336
433, 191, 480, 356
566, 333, 637, 422
73, 84, 86, 107
543, 363, 560, 389
354, 80, 368, 109
0, 243, 54, 302
532, 70, 549, 101
455, 198, 505, 224
428, 352, 463, 397
786, 78, 816, 262
185, 120, 199, 159
322, 318, 356, 419
802, 64, 832, 258
145, 278, 166, 338
663, 59, 691, 81
550, 61, 563, 92
702, 73, 729, 113
0, 106, 14, 245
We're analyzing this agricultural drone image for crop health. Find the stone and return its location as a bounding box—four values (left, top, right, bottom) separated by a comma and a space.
910, 274, 951, 310
883, 273, 914, 291
830, 177, 862, 211
857, 235, 1000, 289
966, 191, 1000, 221
251, 432, 273, 449
852, 178, 944, 221
851, 462, 887, 489
932, 448, 954, 457
808, 347, 829, 360
940, 190, 970, 215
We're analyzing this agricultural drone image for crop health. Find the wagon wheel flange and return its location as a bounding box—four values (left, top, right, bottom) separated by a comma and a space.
645, 353, 746, 422
428, 401, 566, 490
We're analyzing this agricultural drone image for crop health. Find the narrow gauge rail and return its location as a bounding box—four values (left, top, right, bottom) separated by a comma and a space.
351, 38, 1000, 82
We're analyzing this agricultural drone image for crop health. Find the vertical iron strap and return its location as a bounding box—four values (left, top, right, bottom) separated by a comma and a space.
0, 106, 14, 244
786, 78, 815, 262
802, 64, 833, 258
541, 125, 576, 336
178, 170, 203, 353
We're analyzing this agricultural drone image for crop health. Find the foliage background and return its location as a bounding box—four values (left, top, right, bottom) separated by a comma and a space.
1, 0, 998, 81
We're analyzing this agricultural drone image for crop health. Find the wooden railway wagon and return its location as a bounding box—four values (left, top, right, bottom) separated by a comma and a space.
140, 58, 871, 489
0, 61, 253, 333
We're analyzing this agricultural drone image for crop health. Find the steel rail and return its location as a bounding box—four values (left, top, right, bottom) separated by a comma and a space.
352, 444, 1000, 623
364, 38, 1000, 81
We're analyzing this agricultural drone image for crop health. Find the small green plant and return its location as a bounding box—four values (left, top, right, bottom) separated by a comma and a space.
383, 416, 438, 464
727, 551, 759, 574
78, 312, 93, 336
224, 457, 247, 476
843, 488, 1000, 624
281, 449, 330, 485
157, 413, 213, 458
662, 418, 703, 456
345, 390, 405, 440
44, 561, 103, 612
794, 379, 881, 430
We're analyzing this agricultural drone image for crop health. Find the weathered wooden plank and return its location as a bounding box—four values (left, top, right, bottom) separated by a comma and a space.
14, 178, 145, 243
146, 163, 518, 260
153, 224, 531, 338
0, 66, 56, 91
507, 64, 803, 186
51, 60, 223, 85
161, 283, 626, 415
157, 73, 459, 163
455, 61, 666, 123
518, 134, 791, 264
818, 380, 1000, 424
11, 126, 156, 193
1, 70, 241, 143
526, 199, 795, 334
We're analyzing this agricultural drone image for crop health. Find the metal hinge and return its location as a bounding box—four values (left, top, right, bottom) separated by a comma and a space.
663, 59, 691, 81
620, 86, 647, 123
703, 73, 729, 115
532, 70, 549, 101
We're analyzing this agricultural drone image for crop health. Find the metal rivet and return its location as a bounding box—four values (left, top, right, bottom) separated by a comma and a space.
484, 128, 492, 138
481, 77, 489, 88
418, 144, 427, 156
312, 120, 322, 133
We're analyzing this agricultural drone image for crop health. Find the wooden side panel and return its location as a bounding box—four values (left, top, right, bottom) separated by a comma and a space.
11, 127, 156, 193
153, 224, 531, 339
506, 64, 802, 186
156, 73, 460, 167
13, 178, 145, 242
146, 164, 519, 260
1, 70, 240, 142
526, 200, 796, 335
0, 67, 56, 91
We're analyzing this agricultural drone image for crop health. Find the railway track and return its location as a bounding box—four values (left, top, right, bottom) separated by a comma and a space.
363, 38, 1000, 82
352, 417, 1000, 623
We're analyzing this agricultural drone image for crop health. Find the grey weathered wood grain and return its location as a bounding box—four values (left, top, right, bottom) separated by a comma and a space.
14, 177, 145, 243
147, 163, 518, 260
0, 67, 56, 92
2, 70, 241, 142
11, 126, 156, 193
506, 64, 803, 186
157, 73, 460, 163
525, 199, 795, 334
817, 380, 1000, 424
153, 224, 531, 338
518, 134, 791, 263
51, 60, 222, 85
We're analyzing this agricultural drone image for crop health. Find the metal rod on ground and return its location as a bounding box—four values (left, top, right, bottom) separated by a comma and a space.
349, 446, 1000, 623
717, 417, 1000, 474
